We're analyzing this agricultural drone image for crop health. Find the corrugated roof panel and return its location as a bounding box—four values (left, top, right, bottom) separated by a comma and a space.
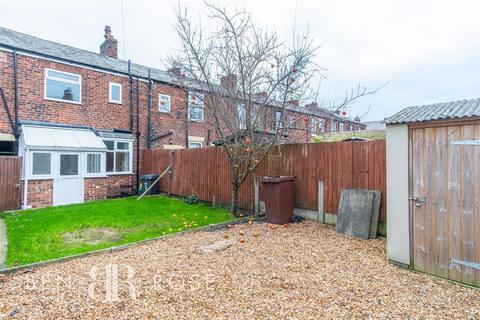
386, 98, 480, 124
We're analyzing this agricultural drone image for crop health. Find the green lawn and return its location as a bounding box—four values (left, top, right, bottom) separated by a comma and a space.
3, 195, 235, 267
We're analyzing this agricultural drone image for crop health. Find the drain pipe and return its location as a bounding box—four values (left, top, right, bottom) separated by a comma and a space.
147, 69, 152, 149
128, 60, 134, 132
13, 49, 19, 154
135, 78, 141, 193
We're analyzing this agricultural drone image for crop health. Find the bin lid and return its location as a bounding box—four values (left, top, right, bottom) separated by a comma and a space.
140, 174, 160, 179
261, 176, 296, 183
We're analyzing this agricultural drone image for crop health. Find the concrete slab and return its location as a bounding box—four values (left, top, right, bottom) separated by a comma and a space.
0, 219, 7, 270
369, 190, 381, 239
336, 189, 374, 240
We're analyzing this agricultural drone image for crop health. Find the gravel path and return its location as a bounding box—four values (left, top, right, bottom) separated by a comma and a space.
0, 221, 479, 319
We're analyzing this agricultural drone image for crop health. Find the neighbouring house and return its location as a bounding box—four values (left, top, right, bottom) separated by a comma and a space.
363, 120, 386, 131
386, 98, 480, 287
0, 25, 365, 208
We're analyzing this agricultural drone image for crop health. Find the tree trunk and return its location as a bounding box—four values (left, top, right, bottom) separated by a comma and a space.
231, 182, 239, 217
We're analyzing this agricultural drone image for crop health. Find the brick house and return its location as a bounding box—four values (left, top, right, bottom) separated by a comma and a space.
0, 25, 365, 208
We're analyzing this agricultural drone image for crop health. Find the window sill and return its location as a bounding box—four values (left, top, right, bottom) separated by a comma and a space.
84, 174, 107, 179
44, 97, 82, 105
188, 119, 204, 123
159, 109, 171, 113
26, 176, 54, 181
108, 100, 123, 105
106, 172, 133, 176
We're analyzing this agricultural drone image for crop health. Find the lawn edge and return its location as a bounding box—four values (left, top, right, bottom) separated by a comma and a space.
0, 214, 265, 275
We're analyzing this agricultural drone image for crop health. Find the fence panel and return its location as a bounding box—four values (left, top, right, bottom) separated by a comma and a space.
142, 140, 387, 221
0, 156, 21, 212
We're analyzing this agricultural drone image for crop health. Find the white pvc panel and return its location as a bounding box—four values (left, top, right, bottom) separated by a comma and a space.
22, 126, 106, 151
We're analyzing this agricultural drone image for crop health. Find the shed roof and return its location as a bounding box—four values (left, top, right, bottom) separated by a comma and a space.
386, 98, 480, 124
22, 125, 106, 151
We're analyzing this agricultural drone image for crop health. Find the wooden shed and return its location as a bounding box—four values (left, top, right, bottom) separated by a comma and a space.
386, 98, 480, 287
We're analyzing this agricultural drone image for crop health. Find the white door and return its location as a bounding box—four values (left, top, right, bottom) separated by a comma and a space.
53, 153, 84, 206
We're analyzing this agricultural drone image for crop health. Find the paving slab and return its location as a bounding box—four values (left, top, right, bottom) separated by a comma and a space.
0, 219, 7, 270
336, 189, 374, 240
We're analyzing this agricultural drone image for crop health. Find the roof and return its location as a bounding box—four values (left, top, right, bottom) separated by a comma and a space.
386, 98, 480, 124
0, 26, 362, 124
0, 26, 184, 86
22, 125, 106, 151
363, 120, 386, 131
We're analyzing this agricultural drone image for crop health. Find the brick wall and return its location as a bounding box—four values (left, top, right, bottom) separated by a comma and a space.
84, 177, 108, 201
26, 179, 53, 208
105, 175, 135, 198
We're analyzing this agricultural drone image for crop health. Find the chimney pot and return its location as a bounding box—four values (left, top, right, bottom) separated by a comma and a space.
100, 25, 118, 59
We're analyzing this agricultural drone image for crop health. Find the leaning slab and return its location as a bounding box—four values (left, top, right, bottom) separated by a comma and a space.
336, 189, 374, 240
200, 239, 236, 253
0, 219, 7, 270
369, 190, 381, 239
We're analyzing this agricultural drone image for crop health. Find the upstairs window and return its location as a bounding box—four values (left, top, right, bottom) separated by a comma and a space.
275, 111, 282, 130
310, 117, 318, 134
159, 94, 171, 112
109, 82, 122, 104
188, 92, 204, 121
45, 68, 81, 103
237, 103, 246, 129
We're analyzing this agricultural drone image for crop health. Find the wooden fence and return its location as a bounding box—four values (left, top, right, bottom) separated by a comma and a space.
142, 140, 387, 222
0, 156, 21, 212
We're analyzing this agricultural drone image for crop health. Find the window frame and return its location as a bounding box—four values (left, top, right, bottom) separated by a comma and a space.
102, 139, 133, 175
85, 152, 106, 177
330, 122, 337, 132
188, 92, 204, 122
44, 68, 82, 104
30, 151, 53, 179
339, 122, 345, 132
159, 94, 171, 113
188, 141, 203, 149
310, 117, 318, 135
275, 111, 282, 130
108, 82, 123, 104
237, 103, 246, 129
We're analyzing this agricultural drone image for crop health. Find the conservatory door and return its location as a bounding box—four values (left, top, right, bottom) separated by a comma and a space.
53, 153, 84, 206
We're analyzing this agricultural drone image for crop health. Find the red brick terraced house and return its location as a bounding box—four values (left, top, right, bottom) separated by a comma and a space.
0, 26, 365, 209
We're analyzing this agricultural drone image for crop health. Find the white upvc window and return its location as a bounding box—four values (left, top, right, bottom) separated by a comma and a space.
319, 119, 325, 132
330, 122, 337, 132
310, 117, 318, 134
237, 103, 246, 129
188, 92, 204, 121
159, 94, 171, 112
109, 82, 122, 104
85, 152, 105, 177
103, 139, 133, 174
275, 111, 282, 130
339, 122, 345, 132
44, 68, 82, 104
188, 141, 203, 149
31, 151, 52, 178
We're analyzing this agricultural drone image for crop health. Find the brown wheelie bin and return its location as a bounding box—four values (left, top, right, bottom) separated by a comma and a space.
261, 176, 295, 224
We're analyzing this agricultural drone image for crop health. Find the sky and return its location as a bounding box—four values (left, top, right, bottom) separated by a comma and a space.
0, 0, 479, 121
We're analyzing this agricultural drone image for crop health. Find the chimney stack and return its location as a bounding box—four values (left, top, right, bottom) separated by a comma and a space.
100, 25, 118, 59
220, 74, 237, 91
305, 102, 318, 112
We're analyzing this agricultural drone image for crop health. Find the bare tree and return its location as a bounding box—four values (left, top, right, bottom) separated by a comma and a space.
169, 2, 378, 215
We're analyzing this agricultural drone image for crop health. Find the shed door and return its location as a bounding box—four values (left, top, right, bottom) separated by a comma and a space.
411, 123, 480, 286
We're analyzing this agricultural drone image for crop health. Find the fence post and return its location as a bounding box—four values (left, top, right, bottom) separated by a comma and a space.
318, 180, 324, 223
254, 175, 259, 214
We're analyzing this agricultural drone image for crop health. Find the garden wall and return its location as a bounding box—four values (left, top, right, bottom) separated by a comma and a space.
142, 140, 387, 222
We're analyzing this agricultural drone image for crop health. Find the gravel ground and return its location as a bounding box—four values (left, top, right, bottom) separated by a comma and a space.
0, 221, 479, 319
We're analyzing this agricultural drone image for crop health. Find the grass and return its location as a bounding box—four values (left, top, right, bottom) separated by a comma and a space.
3, 195, 235, 267
312, 130, 385, 143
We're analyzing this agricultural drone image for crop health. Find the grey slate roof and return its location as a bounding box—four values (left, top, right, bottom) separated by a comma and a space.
0, 26, 182, 85
0, 26, 361, 124
386, 98, 480, 124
